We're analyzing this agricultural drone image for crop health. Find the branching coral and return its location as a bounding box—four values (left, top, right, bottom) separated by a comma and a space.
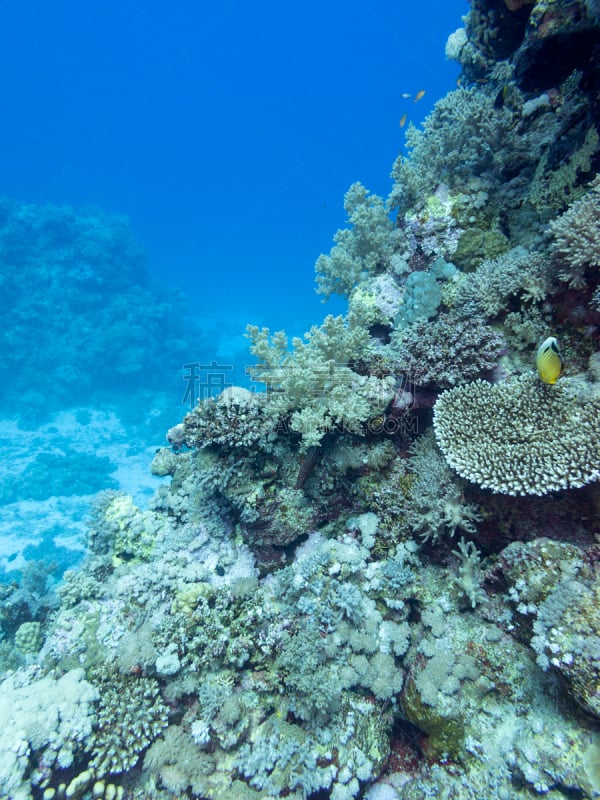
89, 668, 169, 775
389, 88, 517, 211
549, 174, 600, 289
455, 246, 554, 316
391, 311, 505, 389
246, 315, 395, 449
315, 182, 393, 299
181, 387, 279, 453
433, 372, 600, 495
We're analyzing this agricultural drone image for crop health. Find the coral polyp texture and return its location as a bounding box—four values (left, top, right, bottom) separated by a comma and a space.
549, 174, 600, 289
433, 373, 600, 495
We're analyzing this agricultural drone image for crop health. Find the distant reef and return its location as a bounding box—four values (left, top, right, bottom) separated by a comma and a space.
0, 199, 203, 419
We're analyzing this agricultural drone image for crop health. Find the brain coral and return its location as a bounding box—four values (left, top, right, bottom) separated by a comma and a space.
433, 373, 600, 495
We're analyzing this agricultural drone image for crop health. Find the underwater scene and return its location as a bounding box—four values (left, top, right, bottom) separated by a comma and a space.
2, 0, 600, 798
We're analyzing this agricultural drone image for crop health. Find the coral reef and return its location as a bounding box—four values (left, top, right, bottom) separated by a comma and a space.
2, 2, 600, 798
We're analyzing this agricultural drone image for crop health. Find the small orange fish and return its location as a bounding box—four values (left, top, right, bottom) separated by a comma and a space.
399, 113, 408, 128
414, 89, 426, 102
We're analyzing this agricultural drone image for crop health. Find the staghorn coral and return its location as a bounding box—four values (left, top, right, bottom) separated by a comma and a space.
433, 372, 600, 495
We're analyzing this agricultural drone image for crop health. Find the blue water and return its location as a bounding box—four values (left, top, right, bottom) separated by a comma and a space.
0, 0, 464, 331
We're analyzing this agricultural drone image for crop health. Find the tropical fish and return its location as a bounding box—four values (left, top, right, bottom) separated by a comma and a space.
414, 89, 426, 102
494, 85, 508, 110
536, 336, 564, 384
399, 113, 408, 128
401, 92, 412, 99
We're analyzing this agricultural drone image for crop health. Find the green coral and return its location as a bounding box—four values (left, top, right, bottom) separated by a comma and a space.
102, 493, 164, 563
14, 621, 43, 656
453, 226, 509, 272
315, 182, 393, 299
247, 314, 395, 450
529, 124, 599, 213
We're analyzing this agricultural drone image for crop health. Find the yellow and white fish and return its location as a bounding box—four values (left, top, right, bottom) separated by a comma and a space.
536, 336, 564, 384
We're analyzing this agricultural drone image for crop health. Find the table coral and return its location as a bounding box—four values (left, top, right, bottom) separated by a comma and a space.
433, 372, 600, 495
